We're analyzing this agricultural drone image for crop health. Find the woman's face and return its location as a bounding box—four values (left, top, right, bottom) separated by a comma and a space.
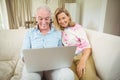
57, 12, 70, 28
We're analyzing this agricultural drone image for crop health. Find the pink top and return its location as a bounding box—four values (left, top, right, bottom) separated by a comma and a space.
62, 24, 91, 54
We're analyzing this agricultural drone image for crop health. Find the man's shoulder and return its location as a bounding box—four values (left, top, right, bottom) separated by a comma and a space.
53, 27, 61, 34
26, 27, 37, 33
24, 28, 37, 37
50, 26, 61, 37
56, 30, 61, 36
51, 24, 61, 32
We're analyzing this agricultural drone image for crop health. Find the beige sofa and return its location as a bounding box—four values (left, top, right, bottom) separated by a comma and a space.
0, 29, 26, 80
0, 28, 120, 80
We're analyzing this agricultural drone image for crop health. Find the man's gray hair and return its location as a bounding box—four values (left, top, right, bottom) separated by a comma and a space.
35, 5, 51, 15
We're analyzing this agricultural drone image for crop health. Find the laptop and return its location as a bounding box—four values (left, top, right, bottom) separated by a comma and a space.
23, 46, 76, 72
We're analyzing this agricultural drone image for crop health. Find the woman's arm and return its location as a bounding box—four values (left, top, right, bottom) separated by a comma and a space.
77, 48, 92, 78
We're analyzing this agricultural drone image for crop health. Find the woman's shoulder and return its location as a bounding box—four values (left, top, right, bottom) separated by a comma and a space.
70, 23, 83, 31
75, 24, 83, 28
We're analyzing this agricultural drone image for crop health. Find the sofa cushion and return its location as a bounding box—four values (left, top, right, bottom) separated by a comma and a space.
0, 59, 17, 80
11, 59, 24, 80
0, 29, 26, 61
85, 29, 120, 80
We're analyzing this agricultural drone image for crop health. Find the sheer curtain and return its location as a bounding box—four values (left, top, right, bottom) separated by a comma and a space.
0, 0, 9, 30
5, 0, 31, 29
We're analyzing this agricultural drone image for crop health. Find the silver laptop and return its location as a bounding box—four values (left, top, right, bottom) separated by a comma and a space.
23, 46, 76, 72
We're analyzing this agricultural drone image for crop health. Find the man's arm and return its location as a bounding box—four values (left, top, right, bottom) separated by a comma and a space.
21, 30, 31, 62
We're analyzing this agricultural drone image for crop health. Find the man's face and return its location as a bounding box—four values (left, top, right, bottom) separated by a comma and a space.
36, 9, 51, 30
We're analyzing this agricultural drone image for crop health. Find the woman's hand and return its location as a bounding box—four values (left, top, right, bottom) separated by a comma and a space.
77, 60, 86, 78
77, 48, 91, 78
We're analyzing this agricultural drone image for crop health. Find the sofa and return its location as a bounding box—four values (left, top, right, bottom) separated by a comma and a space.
0, 29, 26, 80
0, 28, 120, 80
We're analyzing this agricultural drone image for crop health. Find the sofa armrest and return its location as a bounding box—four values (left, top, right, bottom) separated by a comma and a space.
85, 28, 120, 80
10, 58, 24, 80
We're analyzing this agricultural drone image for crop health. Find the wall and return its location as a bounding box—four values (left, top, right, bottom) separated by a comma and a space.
104, 0, 120, 36
81, 0, 107, 32
80, 0, 120, 36
65, 3, 80, 23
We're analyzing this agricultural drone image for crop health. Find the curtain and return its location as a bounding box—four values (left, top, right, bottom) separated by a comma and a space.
0, 0, 9, 30
5, 0, 31, 29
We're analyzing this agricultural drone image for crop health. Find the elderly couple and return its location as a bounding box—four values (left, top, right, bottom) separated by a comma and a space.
21, 5, 99, 80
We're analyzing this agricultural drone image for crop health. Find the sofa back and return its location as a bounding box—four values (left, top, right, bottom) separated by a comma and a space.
85, 29, 120, 80
0, 29, 27, 61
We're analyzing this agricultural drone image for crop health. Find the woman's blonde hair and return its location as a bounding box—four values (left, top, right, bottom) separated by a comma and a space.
54, 8, 75, 31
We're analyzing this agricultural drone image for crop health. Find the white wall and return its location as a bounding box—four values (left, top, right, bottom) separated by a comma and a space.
31, 0, 43, 17
81, 0, 107, 32
65, 3, 80, 23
